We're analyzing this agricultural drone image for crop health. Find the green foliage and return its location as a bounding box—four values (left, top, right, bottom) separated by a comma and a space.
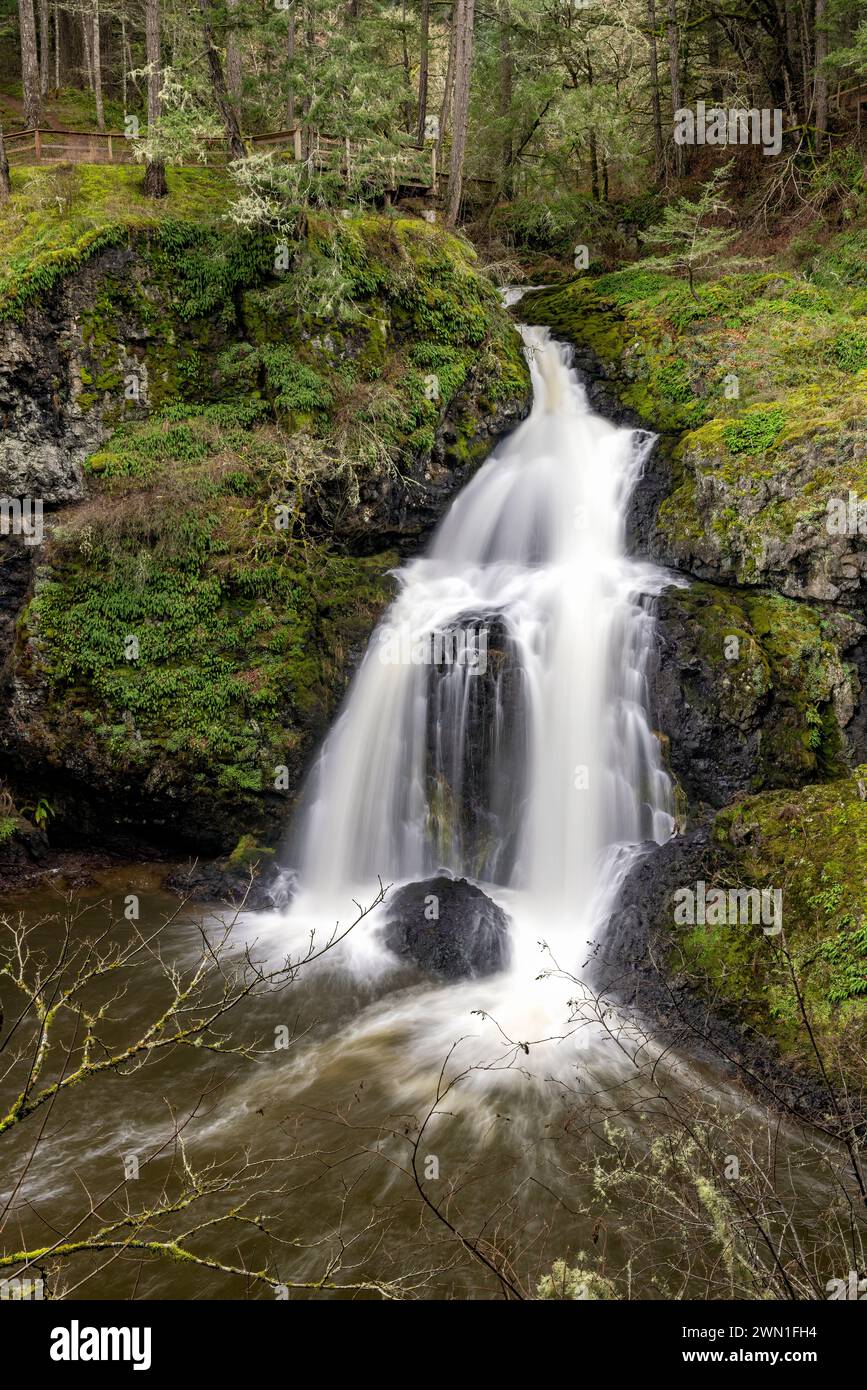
33, 441, 397, 813
637, 161, 758, 299
22, 798, 54, 832
827, 328, 867, 373
151, 219, 274, 323
723, 406, 785, 455
259, 346, 333, 415
491, 193, 607, 256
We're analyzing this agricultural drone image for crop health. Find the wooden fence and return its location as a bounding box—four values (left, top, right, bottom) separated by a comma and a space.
3, 125, 441, 192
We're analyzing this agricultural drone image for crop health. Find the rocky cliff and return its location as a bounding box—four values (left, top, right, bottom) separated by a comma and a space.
0, 175, 530, 859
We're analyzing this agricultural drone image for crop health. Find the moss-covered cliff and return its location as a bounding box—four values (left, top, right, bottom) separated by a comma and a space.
0, 169, 530, 854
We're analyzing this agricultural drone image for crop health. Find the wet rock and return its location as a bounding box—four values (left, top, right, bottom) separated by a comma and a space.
595, 830, 853, 1131
424, 615, 528, 882
0, 814, 50, 886
164, 853, 290, 911
383, 874, 511, 980
650, 581, 864, 809
0, 246, 149, 504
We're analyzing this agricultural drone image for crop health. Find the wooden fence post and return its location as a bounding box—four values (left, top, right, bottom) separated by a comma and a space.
34, 129, 41, 163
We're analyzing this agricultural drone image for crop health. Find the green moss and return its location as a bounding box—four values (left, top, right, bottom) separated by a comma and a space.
662, 582, 856, 790
723, 406, 785, 455
227, 833, 275, 869
0, 166, 233, 321
30, 412, 399, 832
675, 770, 867, 1084
524, 249, 867, 448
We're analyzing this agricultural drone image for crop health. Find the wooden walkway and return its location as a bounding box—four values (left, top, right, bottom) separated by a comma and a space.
4, 125, 441, 193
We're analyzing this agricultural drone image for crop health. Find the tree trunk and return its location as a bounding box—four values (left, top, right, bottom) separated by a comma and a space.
445, 0, 475, 225
647, 0, 665, 179
0, 121, 11, 202
53, 0, 59, 87
227, 0, 242, 103
415, 0, 430, 145
82, 9, 94, 90
784, 0, 802, 124
121, 6, 127, 111
498, 0, 512, 196
38, 0, 49, 96
437, 1, 458, 168
706, 13, 722, 101
666, 0, 683, 177
285, 3, 296, 127
18, 0, 41, 127
198, 0, 246, 160
586, 46, 600, 199
814, 0, 828, 145
399, 0, 415, 131
92, 0, 105, 129
145, 0, 167, 197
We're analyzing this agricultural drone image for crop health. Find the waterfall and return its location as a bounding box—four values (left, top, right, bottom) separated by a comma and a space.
289, 319, 675, 927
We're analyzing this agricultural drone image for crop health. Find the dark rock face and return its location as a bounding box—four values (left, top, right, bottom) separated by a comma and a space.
649, 581, 863, 810
165, 858, 293, 911
424, 615, 529, 882
0, 246, 151, 504
383, 874, 511, 980
310, 392, 531, 558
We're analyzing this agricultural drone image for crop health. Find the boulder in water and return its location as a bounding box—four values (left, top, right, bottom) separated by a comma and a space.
382, 875, 511, 980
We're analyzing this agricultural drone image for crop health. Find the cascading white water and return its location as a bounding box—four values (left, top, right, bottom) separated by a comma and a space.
292, 319, 674, 922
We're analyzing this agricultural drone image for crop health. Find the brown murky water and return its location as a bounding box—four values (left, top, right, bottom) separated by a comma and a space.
0, 867, 858, 1302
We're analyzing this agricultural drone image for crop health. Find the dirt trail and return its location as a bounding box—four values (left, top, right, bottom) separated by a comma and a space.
0, 93, 62, 131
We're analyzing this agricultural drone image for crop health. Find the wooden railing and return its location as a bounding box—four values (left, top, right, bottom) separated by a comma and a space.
3, 125, 441, 190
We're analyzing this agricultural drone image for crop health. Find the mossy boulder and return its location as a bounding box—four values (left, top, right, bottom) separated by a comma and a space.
0, 197, 530, 539
655, 389, 867, 603
693, 773, 867, 1085
603, 769, 867, 1103
652, 582, 864, 809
